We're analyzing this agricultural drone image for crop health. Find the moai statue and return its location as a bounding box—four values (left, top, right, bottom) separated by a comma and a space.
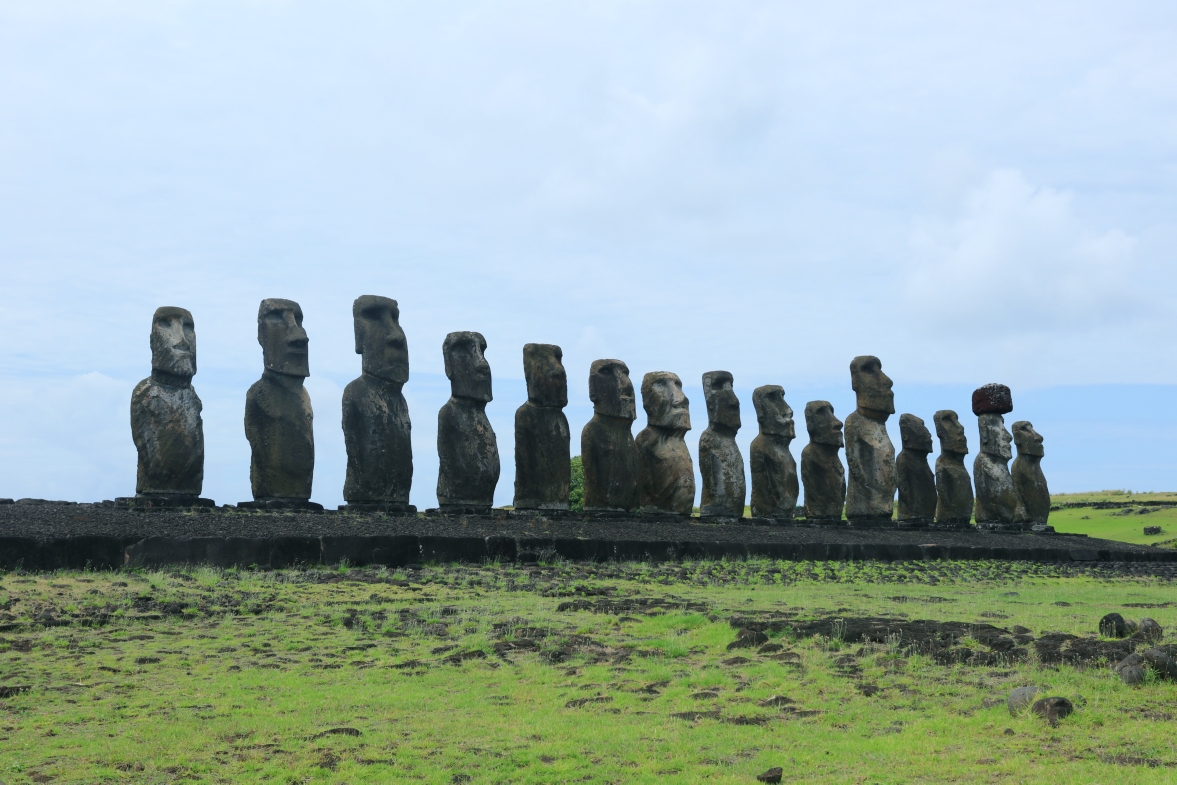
801, 401, 845, 522
436, 331, 499, 513
242, 299, 318, 509
698, 371, 745, 518
125, 306, 211, 507
341, 295, 414, 513
514, 343, 570, 510
1012, 421, 1050, 525
933, 410, 973, 527
844, 356, 897, 525
749, 385, 798, 520
581, 359, 640, 512
972, 383, 1022, 528
636, 372, 695, 515
895, 414, 935, 527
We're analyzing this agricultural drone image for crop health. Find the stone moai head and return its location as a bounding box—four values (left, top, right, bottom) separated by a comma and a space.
1012, 420, 1044, 457
258, 298, 309, 377
850, 355, 895, 418
150, 306, 196, 378
934, 410, 968, 455
589, 359, 636, 420
703, 371, 740, 433
524, 343, 567, 408
805, 400, 843, 447
443, 331, 492, 402
978, 415, 1013, 461
899, 414, 933, 453
353, 295, 408, 383
642, 372, 691, 431
753, 385, 794, 439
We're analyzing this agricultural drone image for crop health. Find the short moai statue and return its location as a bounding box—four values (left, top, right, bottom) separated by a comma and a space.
1011, 421, 1050, 526
341, 295, 414, 513
581, 359, 640, 512
933, 410, 973, 527
514, 343, 570, 510
125, 306, 211, 507
844, 356, 897, 525
636, 372, 695, 515
801, 401, 845, 522
972, 383, 1022, 528
749, 385, 798, 520
436, 331, 499, 513
243, 299, 319, 509
895, 414, 935, 527
698, 371, 746, 518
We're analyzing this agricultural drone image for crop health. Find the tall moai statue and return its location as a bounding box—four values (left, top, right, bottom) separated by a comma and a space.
895, 414, 936, 527
801, 401, 845, 522
514, 343, 570, 510
581, 359, 640, 512
341, 295, 414, 513
933, 410, 973, 527
636, 372, 695, 515
972, 383, 1022, 528
125, 306, 211, 507
749, 385, 798, 520
436, 331, 499, 513
1012, 421, 1050, 526
698, 371, 746, 518
844, 356, 897, 525
243, 299, 319, 509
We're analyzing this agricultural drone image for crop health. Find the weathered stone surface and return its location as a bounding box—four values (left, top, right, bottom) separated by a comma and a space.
437, 332, 499, 512
1007, 685, 1040, 715
1031, 696, 1073, 726
341, 296, 413, 510
131, 307, 205, 502
699, 371, 745, 518
749, 385, 798, 519
581, 360, 640, 512
896, 414, 935, 523
844, 356, 896, 521
974, 409, 1021, 526
1011, 420, 1049, 524
514, 343, 570, 510
636, 372, 695, 515
245, 299, 314, 502
801, 401, 845, 520
933, 410, 973, 526
972, 383, 1013, 416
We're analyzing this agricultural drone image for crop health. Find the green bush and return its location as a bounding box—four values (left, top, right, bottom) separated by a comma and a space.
569, 455, 584, 511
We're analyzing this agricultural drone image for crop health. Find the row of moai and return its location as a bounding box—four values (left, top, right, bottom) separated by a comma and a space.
128, 298, 1049, 528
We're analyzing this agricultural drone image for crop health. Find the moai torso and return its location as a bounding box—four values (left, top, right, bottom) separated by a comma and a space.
895, 413, 935, 521
698, 371, 745, 517
514, 343, 571, 510
132, 375, 204, 496
637, 372, 695, 515
246, 372, 314, 500
342, 374, 412, 504
437, 397, 499, 507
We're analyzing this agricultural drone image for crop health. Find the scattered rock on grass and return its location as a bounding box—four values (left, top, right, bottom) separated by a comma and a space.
1007, 686, 1039, 715
1031, 696, 1073, 726
727, 629, 769, 650
1139, 618, 1163, 640
756, 766, 784, 782
1099, 613, 1128, 638
1142, 649, 1177, 680
758, 695, 795, 708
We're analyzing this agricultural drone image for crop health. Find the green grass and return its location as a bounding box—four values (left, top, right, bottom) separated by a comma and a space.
1049, 505, 1177, 546
1, 561, 1176, 783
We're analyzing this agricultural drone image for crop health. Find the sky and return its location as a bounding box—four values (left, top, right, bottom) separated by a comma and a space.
1, 1, 1175, 508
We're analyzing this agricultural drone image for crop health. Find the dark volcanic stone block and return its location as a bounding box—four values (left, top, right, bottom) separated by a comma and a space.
419, 535, 486, 565
224, 537, 273, 568
125, 536, 192, 568
972, 383, 1013, 416
0, 537, 39, 570
269, 536, 321, 567
485, 535, 517, 562
66, 536, 125, 570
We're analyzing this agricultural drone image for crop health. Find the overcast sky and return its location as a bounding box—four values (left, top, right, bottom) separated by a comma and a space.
2, 1, 1175, 508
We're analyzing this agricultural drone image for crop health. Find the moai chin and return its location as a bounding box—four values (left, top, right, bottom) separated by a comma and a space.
895, 413, 936, 527
933, 410, 973, 526
801, 401, 845, 521
636, 372, 695, 515
581, 359, 640, 512
514, 343, 571, 510
436, 331, 500, 513
698, 371, 746, 518
243, 298, 318, 509
1011, 420, 1050, 525
749, 385, 798, 520
844, 356, 897, 524
126, 306, 209, 507
341, 295, 414, 513
971, 384, 1022, 527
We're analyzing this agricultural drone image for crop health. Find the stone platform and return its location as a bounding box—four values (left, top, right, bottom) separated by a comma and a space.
0, 504, 1172, 570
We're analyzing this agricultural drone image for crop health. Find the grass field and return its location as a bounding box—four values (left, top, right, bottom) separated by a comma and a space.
2, 560, 1177, 783
1047, 505, 1177, 546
